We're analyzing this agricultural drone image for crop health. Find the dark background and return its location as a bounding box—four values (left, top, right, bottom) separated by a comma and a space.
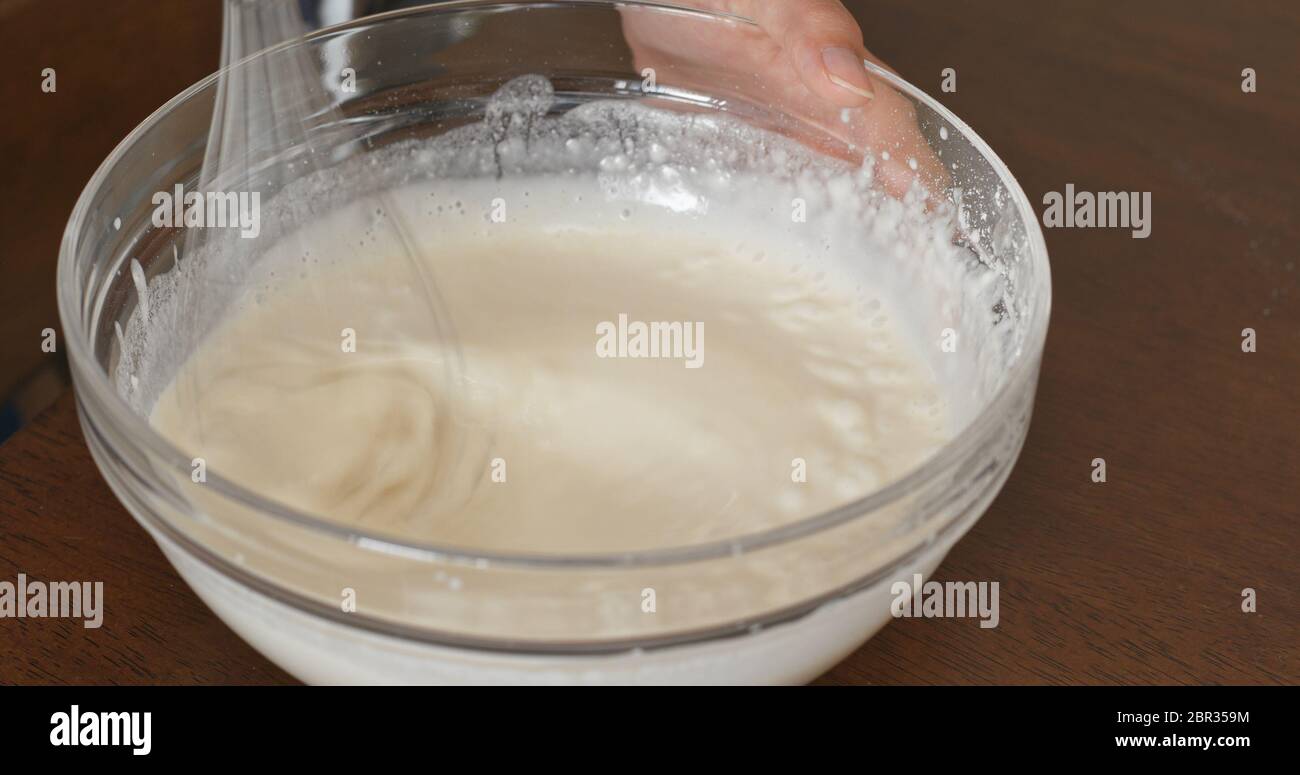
0, 0, 1295, 683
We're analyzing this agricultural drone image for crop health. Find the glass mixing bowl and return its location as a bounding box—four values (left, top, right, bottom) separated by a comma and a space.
57, 0, 1050, 684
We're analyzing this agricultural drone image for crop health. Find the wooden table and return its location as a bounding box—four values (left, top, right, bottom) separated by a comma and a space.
1, 0, 1296, 684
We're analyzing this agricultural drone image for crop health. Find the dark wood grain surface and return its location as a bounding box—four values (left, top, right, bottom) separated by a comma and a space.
1, 0, 1296, 684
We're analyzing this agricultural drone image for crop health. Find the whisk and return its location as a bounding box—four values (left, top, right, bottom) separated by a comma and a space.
177, 0, 485, 522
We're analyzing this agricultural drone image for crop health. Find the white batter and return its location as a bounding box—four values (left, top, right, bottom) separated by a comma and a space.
149, 178, 951, 553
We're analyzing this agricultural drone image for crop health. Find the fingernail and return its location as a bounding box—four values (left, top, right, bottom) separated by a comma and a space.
821, 46, 874, 100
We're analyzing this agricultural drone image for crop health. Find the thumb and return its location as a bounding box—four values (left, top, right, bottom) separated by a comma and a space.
745, 0, 877, 106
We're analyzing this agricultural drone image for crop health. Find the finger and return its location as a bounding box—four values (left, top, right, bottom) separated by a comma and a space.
743, 0, 876, 106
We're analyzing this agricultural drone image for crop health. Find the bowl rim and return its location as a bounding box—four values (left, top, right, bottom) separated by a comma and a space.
57, 0, 1052, 571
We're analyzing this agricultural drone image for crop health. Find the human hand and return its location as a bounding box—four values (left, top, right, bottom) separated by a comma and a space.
621, 0, 945, 198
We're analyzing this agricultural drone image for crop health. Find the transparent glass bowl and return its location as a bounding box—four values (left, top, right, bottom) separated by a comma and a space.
57, 1, 1050, 684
